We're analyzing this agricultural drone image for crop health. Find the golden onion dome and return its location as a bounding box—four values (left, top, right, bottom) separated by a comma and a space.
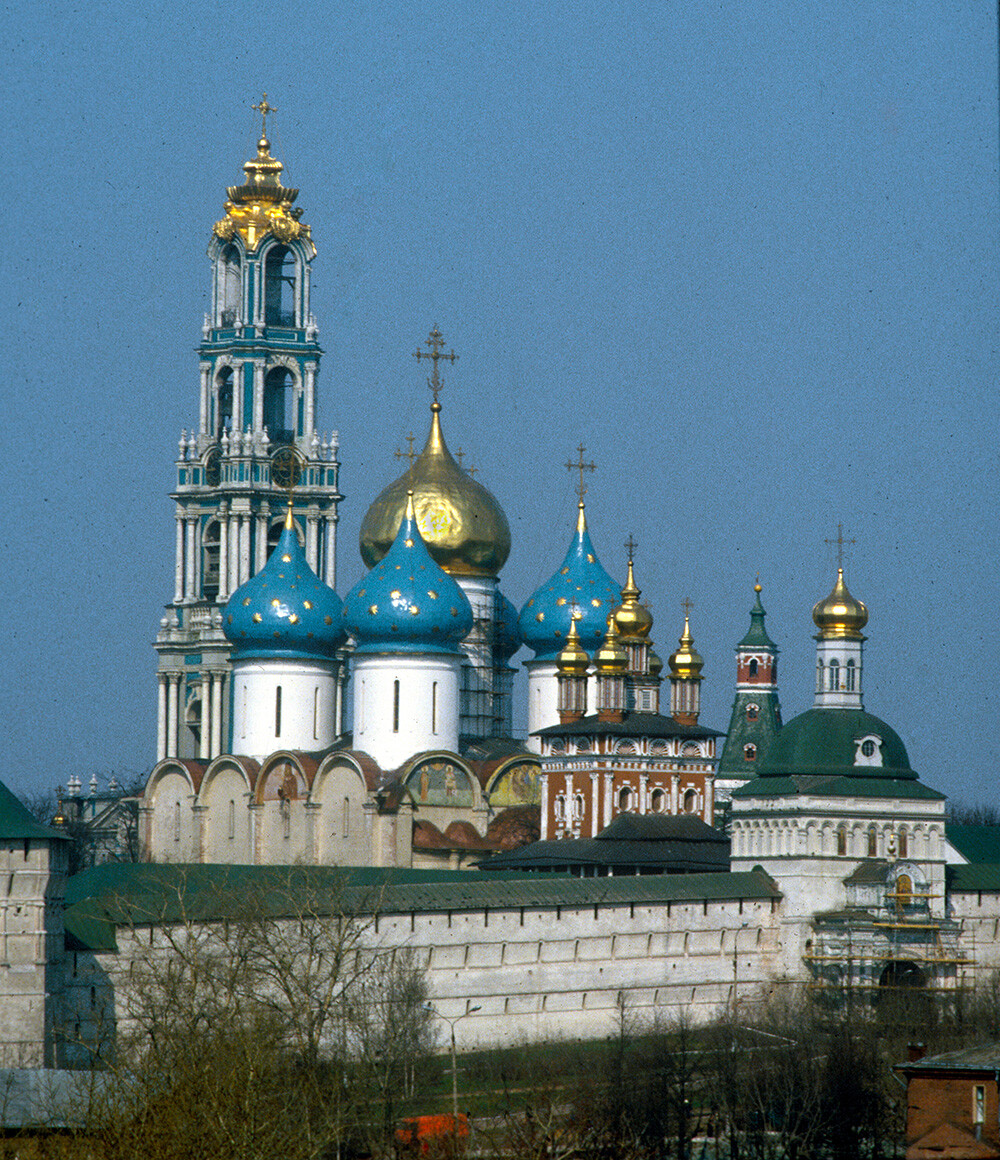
612, 559, 654, 640
594, 616, 629, 674
359, 402, 511, 578
212, 134, 314, 254
812, 568, 868, 640
556, 616, 591, 676
648, 650, 664, 677
669, 616, 704, 680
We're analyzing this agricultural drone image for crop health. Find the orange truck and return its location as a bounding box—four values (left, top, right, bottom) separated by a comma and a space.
395, 1114, 471, 1155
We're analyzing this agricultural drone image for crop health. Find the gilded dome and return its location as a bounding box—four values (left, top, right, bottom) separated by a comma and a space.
359, 402, 511, 578
812, 568, 868, 640
612, 559, 654, 640
668, 616, 704, 680
593, 616, 628, 674
556, 616, 591, 676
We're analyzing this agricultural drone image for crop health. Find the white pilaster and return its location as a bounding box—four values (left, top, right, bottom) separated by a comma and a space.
253, 360, 266, 433
210, 672, 223, 757
323, 516, 337, 588
199, 676, 211, 761
199, 363, 211, 437
217, 506, 229, 601
185, 519, 197, 600
256, 512, 268, 572
228, 514, 239, 594
306, 514, 318, 574
173, 517, 185, 604
167, 675, 180, 759
239, 516, 251, 584
157, 676, 167, 762
304, 362, 316, 436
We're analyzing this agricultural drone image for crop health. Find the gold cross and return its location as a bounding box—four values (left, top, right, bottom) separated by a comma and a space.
566, 444, 597, 501
394, 432, 416, 466
414, 326, 457, 405
824, 522, 856, 568
681, 596, 695, 618
569, 599, 582, 622
252, 94, 277, 137
624, 534, 638, 563
455, 448, 465, 467
467, 463, 478, 478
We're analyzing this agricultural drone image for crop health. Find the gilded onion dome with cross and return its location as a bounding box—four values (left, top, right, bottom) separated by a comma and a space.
359, 329, 511, 579
345, 493, 474, 654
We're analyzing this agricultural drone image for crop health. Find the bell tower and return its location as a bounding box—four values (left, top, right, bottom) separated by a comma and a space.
154, 98, 343, 764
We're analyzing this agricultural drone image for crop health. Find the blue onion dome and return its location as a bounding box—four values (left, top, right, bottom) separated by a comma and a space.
494, 591, 522, 661
343, 491, 474, 654
518, 502, 622, 659
223, 506, 344, 659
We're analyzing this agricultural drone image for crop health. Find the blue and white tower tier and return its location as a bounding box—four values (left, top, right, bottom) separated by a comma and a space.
518, 501, 621, 750
222, 507, 345, 758
344, 494, 474, 770
154, 128, 343, 765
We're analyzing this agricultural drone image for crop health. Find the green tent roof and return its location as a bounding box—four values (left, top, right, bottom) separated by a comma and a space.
0, 781, 66, 841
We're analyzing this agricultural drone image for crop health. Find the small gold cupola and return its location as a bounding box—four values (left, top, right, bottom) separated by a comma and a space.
213, 96, 313, 253
812, 568, 868, 640
556, 610, 590, 723
668, 603, 704, 726
557, 614, 591, 676
668, 614, 704, 680
613, 557, 654, 641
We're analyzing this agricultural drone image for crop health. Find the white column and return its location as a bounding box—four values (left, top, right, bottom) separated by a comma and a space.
239, 516, 251, 584
304, 362, 316, 436
256, 511, 269, 571
217, 506, 229, 601
167, 675, 180, 758
590, 771, 599, 837
199, 363, 211, 437
211, 672, 224, 756
603, 772, 613, 829
306, 514, 318, 573
705, 778, 715, 824
253, 361, 266, 433
157, 676, 168, 761
639, 773, 648, 814
199, 676, 211, 761
228, 514, 240, 594
185, 519, 197, 600
670, 774, 679, 815
174, 516, 185, 603
539, 773, 549, 841
323, 516, 337, 588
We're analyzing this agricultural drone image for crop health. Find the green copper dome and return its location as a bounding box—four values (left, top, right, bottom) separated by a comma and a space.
756, 708, 914, 781
737, 584, 776, 650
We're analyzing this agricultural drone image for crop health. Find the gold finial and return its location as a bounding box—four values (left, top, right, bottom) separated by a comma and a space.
755, 572, 762, 594
681, 596, 694, 619
566, 443, 597, 503
284, 499, 294, 530
252, 93, 277, 138
405, 488, 417, 521
414, 326, 457, 409
625, 534, 638, 564
395, 432, 417, 467
824, 522, 856, 569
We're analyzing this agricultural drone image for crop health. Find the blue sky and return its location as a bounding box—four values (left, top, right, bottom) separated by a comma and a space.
4, 1, 997, 802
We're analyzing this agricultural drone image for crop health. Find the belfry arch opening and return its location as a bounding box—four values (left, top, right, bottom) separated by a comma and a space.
264, 368, 295, 445
202, 519, 221, 599
218, 245, 242, 325
264, 245, 296, 327
216, 368, 234, 440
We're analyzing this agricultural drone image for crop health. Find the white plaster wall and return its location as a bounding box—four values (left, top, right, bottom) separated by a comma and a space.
198, 764, 253, 863
231, 657, 338, 759
525, 660, 559, 753
148, 769, 197, 863
312, 763, 372, 866
352, 653, 462, 769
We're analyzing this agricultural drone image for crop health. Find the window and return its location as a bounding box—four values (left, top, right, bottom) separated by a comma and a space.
263, 367, 295, 444
275, 686, 282, 737
219, 244, 241, 324
618, 786, 632, 812
202, 519, 221, 598
896, 874, 913, 905
845, 658, 856, 691
651, 788, 665, 813
828, 659, 840, 691
837, 828, 847, 856
744, 744, 757, 762
867, 827, 878, 858
228, 799, 235, 840
898, 829, 908, 858
173, 801, 181, 843
263, 245, 295, 326
313, 687, 319, 740
554, 795, 566, 821
432, 682, 438, 734
343, 797, 350, 839
683, 789, 697, 814
216, 367, 234, 439
746, 703, 759, 722
393, 680, 400, 733
861, 739, 876, 757
574, 793, 585, 820
974, 1085, 985, 1127
749, 658, 758, 677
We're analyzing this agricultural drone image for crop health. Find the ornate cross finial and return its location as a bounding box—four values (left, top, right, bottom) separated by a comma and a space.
467, 462, 478, 478
414, 326, 457, 406
455, 448, 465, 468
270, 446, 302, 502
252, 94, 277, 137
624, 534, 638, 563
566, 443, 597, 502
824, 522, 856, 568
681, 596, 695, 619
394, 432, 416, 467
569, 599, 582, 621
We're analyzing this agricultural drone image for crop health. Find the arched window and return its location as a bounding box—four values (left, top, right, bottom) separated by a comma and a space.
816, 660, 824, 692
828, 659, 840, 692
228, 799, 235, 841
219, 245, 241, 324
651, 788, 665, 813
202, 519, 221, 598
837, 828, 847, 856
749, 658, 758, 677
867, 827, 878, 858
554, 795, 566, 821
845, 658, 856, 691
264, 367, 295, 444
264, 245, 296, 326
898, 829, 908, 858
744, 744, 757, 762
618, 786, 632, 812
392, 680, 400, 733
574, 793, 585, 820
895, 874, 913, 905
746, 703, 759, 722
683, 789, 697, 814
343, 797, 350, 839
216, 367, 234, 440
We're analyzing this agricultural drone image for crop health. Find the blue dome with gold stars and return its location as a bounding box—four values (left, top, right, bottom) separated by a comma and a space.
343, 493, 474, 655
518, 503, 621, 659
223, 509, 345, 660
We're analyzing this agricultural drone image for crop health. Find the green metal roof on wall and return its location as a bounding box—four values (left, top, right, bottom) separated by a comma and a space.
0, 781, 67, 841
948, 863, 1000, 892
946, 825, 1000, 865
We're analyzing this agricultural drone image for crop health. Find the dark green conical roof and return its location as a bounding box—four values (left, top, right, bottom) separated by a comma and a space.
737, 586, 776, 650
0, 780, 66, 841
